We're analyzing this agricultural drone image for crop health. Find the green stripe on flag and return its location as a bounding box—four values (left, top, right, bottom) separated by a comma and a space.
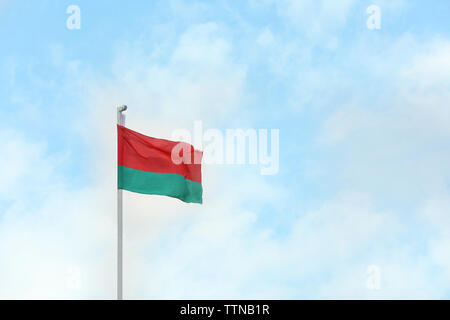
118, 165, 202, 204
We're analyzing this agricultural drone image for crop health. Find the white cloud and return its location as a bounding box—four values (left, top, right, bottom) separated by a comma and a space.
319, 37, 450, 162
1, 21, 253, 299
2, 6, 450, 299
256, 28, 275, 48
0, 130, 46, 195
265, 0, 356, 38
86, 23, 246, 135
311, 36, 450, 297
420, 193, 450, 281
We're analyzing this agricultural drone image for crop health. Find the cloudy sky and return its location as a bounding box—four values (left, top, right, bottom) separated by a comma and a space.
1, 0, 449, 299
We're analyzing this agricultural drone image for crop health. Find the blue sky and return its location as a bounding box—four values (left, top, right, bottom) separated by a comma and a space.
1, 0, 450, 299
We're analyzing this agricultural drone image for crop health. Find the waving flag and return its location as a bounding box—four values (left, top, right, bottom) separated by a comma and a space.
117, 125, 203, 204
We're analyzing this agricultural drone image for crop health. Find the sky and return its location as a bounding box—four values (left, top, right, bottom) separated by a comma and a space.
0, 0, 449, 299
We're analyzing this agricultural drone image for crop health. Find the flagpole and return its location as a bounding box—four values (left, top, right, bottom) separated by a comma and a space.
117, 105, 127, 300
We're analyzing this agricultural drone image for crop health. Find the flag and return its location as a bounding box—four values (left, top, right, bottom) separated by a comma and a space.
117, 125, 203, 204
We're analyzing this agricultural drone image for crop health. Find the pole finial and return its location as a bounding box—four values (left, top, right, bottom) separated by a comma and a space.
117, 105, 127, 126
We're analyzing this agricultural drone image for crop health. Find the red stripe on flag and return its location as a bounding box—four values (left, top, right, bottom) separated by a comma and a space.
117, 125, 202, 183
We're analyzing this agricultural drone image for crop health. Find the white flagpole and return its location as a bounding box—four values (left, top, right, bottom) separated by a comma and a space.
117, 105, 127, 300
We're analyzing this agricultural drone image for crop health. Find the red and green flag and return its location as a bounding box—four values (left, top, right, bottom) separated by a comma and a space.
117, 125, 203, 204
